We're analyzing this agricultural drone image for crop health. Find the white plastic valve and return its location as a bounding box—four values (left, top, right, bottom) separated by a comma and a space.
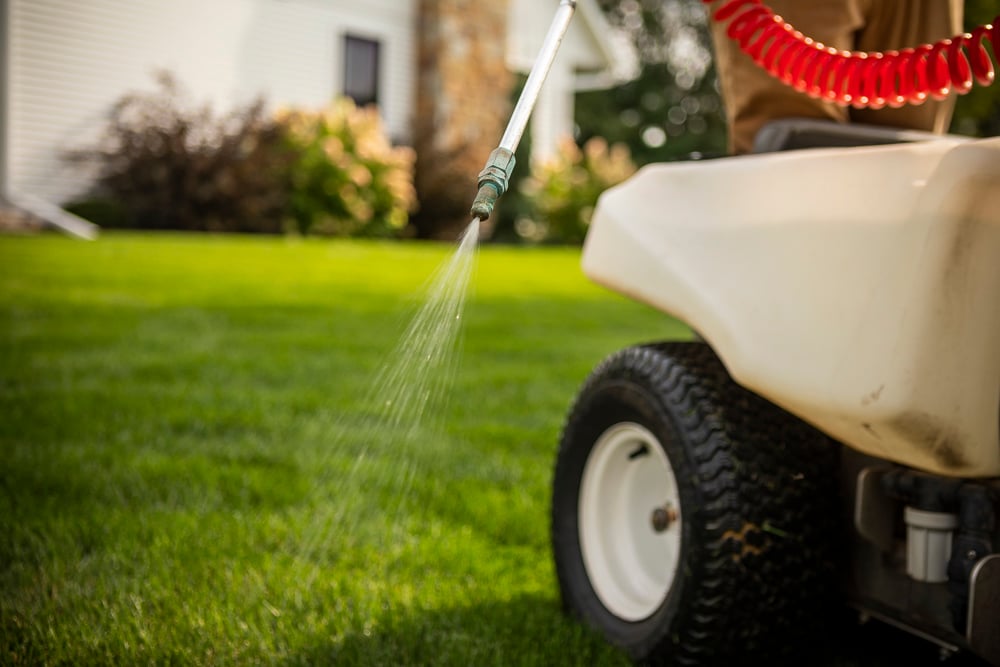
904, 507, 958, 583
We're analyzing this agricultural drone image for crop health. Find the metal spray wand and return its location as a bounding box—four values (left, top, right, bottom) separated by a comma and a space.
469, 0, 577, 222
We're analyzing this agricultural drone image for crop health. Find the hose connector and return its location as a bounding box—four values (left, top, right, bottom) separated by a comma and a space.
470, 147, 517, 221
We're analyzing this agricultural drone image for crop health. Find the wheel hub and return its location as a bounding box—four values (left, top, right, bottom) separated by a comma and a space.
578, 422, 683, 622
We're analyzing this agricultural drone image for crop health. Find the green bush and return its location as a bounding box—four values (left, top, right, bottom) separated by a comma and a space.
279, 98, 417, 237
63, 197, 129, 229
518, 137, 636, 244
68, 72, 293, 233
69, 76, 417, 237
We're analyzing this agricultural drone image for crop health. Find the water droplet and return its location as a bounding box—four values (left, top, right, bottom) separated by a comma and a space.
295, 217, 478, 571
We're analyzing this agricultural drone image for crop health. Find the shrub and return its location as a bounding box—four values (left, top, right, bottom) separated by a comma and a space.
68, 72, 293, 233
518, 136, 636, 244
63, 198, 129, 229
279, 98, 417, 237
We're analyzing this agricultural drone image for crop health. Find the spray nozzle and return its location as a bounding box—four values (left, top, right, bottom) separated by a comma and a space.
470, 147, 517, 221
468, 0, 576, 221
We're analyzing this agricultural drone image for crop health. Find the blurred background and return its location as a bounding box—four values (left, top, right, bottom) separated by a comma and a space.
3, 0, 997, 244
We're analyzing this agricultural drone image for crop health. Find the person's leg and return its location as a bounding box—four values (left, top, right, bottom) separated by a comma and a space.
710, 0, 864, 154
850, 0, 964, 133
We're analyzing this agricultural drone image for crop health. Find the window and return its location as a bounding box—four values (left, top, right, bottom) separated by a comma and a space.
343, 35, 380, 107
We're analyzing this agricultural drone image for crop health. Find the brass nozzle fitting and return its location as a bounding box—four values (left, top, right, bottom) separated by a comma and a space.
470, 147, 517, 221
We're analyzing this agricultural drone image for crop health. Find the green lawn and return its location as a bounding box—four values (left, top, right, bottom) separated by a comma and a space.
0, 232, 961, 666
0, 231, 685, 665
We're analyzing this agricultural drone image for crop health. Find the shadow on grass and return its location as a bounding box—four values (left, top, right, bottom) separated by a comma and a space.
294, 597, 990, 667
293, 593, 631, 667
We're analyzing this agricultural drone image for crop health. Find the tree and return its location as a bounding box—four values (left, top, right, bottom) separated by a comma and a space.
577, 0, 727, 164
953, 0, 1000, 137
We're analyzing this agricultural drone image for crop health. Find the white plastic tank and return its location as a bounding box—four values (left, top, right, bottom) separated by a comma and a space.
583, 138, 1000, 477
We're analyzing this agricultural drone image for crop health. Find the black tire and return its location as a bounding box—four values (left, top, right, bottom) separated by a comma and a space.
551, 342, 841, 665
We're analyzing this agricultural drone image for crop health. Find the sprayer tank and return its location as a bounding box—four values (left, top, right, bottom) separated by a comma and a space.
582, 137, 1000, 477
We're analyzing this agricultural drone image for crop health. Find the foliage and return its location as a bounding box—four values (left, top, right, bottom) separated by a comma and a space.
68, 72, 293, 233
518, 137, 637, 244
279, 99, 417, 237
576, 61, 728, 164
952, 0, 1000, 137
581, 0, 727, 164
63, 197, 130, 229
70, 75, 418, 237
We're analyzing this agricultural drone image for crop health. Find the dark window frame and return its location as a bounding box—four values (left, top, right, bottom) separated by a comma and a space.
343, 33, 380, 107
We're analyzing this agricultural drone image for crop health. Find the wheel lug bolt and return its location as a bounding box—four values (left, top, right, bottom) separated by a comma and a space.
651, 504, 677, 533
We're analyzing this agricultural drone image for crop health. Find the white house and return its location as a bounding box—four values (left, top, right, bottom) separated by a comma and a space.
0, 0, 634, 236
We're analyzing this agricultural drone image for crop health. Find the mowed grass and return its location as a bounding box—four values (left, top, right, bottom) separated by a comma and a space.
0, 231, 686, 665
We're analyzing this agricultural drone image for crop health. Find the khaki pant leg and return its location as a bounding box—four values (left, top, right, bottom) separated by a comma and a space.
710, 0, 864, 154
850, 0, 964, 133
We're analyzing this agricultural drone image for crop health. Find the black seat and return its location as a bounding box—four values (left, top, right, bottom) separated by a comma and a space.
752, 117, 967, 153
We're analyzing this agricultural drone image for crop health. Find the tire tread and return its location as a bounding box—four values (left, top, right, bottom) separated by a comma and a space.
552, 342, 840, 665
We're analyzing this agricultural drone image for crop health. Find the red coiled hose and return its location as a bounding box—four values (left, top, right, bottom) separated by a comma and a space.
704, 0, 999, 109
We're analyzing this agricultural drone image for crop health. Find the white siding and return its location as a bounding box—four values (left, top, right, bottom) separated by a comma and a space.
6, 0, 417, 204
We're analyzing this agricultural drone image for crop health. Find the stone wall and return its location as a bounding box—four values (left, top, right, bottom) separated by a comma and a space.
413, 0, 512, 238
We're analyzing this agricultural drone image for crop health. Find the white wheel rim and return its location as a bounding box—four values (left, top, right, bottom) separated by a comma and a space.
578, 422, 682, 622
